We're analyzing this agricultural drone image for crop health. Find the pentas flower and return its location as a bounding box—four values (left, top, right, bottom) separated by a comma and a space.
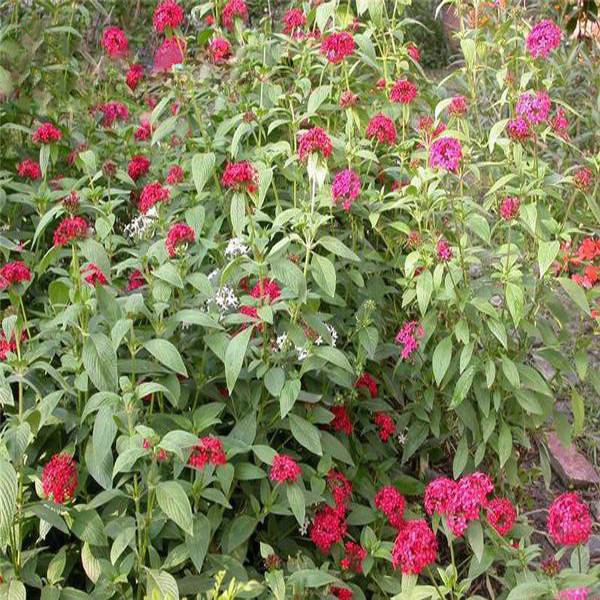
437, 238, 453, 262
128, 155, 151, 181
394, 320, 424, 361
139, 182, 170, 213
391, 519, 437, 575
320, 31, 355, 64
355, 372, 377, 398
95, 101, 129, 127
330, 405, 353, 435
82, 263, 107, 286
53, 216, 89, 247
221, 161, 257, 192
153, 0, 184, 32
0, 261, 31, 290
375, 486, 406, 529
516, 90, 551, 124
209, 37, 231, 63
41, 453, 78, 504
366, 113, 397, 145
486, 497, 517, 536
188, 436, 226, 468
507, 116, 532, 141
102, 26, 129, 58
327, 469, 352, 507
390, 79, 418, 104
126, 64, 144, 91
449, 95, 468, 116
446, 473, 494, 537
310, 504, 347, 553
282, 8, 306, 36
339, 90, 358, 108
135, 120, 153, 142
166, 164, 184, 184
500, 196, 520, 220
153, 37, 186, 71
269, 454, 301, 483
222, 0, 248, 31
577, 238, 600, 262
552, 108, 569, 138
557, 589, 590, 600
340, 541, 367, 573
573, 167, 593, 191
166, 223, 196, 257
407, 43, 420, 62
572, 265, 598, 289
126, 269, 145, 292
297, 127, 332, 161
331, 587, 353, 600
33, 123, 61, 144
331, 169, 361, 211
374, 413, 396, 442
424, 477, 457, 516
0, 331, 28, 361
17, 159, 42, 180
418, 116, 446, 143
250, 278, 281, 303
527, 19, 562, 59
547, 492, 592, 546
429, 137, 462, 172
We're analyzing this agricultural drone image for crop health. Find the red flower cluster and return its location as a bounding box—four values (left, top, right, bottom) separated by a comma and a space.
437, 238, 453, 262
391, 519, 437, 575
166, 223, 196, 257
102, 26, 129, 58
33, 123, 61, 144
573, 166, 593, 191
331, 587, 353, 600
53, 216, 89, 247
320, 31, 355, 64
209, 37, 231, 63
500, 196, 520, 220
527, 19, 562, 59
82, 263, 107, 286
330, 405, 353, 435
222, 0, 248, 31
331, 168, 361, 210
153, 0, 184, 33
355, 372, 377, 398
417, 116, 446, 144
429, 137, 463, 172
340, 541, 366, 573
95, 101, 129, 127
390, 79, 418, 104
339, 90, 358, 108
0, 261, 31, 289
127, 269, 145, 292
126, 64, 144, 91
327, 469, 352, 506
166, 164, 184, 184
407, 43, 420, 62
221, 161, 257, 192
310, 504, 348, 553
269, 454, 301, 483
556, 237, 600, 289
188, 436, 226, 468
41, 453, 78, 504
366, 113, 397, 145
139, 181, 170, 213
449, 95, 468, 116
486, 497, 517, 536
547, 492, 592, 546
375, 485, 406, 529
128, 155, 151, 181
135, 120, 153, 141
17, 159, 42, 180
0, 330, 27, 361
552, 107, 569, 139
374, 413, 396, 442
507, 116, 532, 142
298, 127, 332, 161
250, 278, 281, 303
394, 320, 424, 361
153, 37, 186, 72
282, 9, 306, 36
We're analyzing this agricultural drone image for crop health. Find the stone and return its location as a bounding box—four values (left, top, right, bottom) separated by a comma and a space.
546, 432, 600, 488
590, 535, 600, 561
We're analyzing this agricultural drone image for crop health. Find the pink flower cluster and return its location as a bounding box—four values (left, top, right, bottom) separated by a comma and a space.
282, 9, 306, 36
17, 159, 42, 180
0, 261, 31, 289
391, 519, 438, 575
500, 196, 520, 221
221, 161, 257, 192
95, 101, 129, 127
102, 26, 129, 58
42, 453, 78, 504
366, 113, 397, 145
331, 169, 361, 210
298, 127, 332, 161
153, 0, 184, 33
188, 436, 226, 468
390, 79, 418, 104
269, 454, 301, 484
516, 90, 551, 124
128, 155, 151, 181
547, 492, 592, 546
209, 37, 231, 63
320, 32, 355, 64
126, 64, 144, 91
374, 413, 396, 442
526, 19, 562, 59
33, 122, 62, 144
222, 0, 248, 32
330, 405, 353, 435
394, 320, 424, 360
429, 137, 463, 172
165, 223, 195, 257
139, 181, 170, 213
375, 485, 406, 529
53, 216, 89, 247
82, 263, 107, 286
355, 372, 377, 398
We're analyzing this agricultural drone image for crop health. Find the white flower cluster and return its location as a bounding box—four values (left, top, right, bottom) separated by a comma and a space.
211, 285, 239, 313
295, 346, 309, 361
123, 207, 157, 240
224, 237, 249, 259
276, 333, 289, 351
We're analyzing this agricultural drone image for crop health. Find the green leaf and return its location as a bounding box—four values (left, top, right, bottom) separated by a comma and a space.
558, 277, 591, 315
143, 339, 187, 376
71, 510, 107, 546
156, 481, 193, 535
498, 422, 512, 468
307, 85, 331, 114
191, 152, 215, 195
0, 459, 17, 546
286, 484, 306, 526
450, 366, 475, 408
224, 515, 257, 552
506, 582, 549, 600
537, 240, 560, 278
501, 355, 520, 388
280, 378, 301, 418
186, 514, 211, 573
314, 346, 353, 373
224, 325, 254, 393
5, 580, 26, 600
416, 270, 433, 316
289, 414, 322, 456
432, 336, 452, 386
467, 520, 484, 563
83, 333, 118, 392
146, 569, 179, 600
311, 254, 336, 297
571, 389, 585, 437
151, 115, 177, 145
453, 436, 469, 478
488, 119, 508, 153
318, 236, 359, 262
505, 282, 524, 326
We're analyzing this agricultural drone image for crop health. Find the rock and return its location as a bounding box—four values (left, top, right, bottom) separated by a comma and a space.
546, 432, 600, 488
532, 354, 556, 382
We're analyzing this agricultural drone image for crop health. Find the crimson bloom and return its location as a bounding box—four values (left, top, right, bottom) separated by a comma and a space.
166, 165, 184, 184
437, 238, 453, 262
424, 477, 457, 517
374, 413, 396, 442
209, 37, 231, 63
449, 95, 468, 116
53, 216, 89, 247
82, 263, 107, 286
310, 504, 347, 553
153, 37, 186, 72
527, 19, 562, 59
17, 159, 42, 180
42, 453, 78, 504
166, 223, 196, 257
250, 278, 281, 303
375, 485, 406, 529
282, 8, 306, 36
330, 405, 353, 435
573, 167, 593, 191
407, 43, 420, 62
391, 519, 437, 575
320, 31, 355, 64
135, 120, 153, 142
0, 261, 32, 290
139, 182, 170, 213
188, 436, 226, 468
500, 196, 520, 220
221, 161, 257, 192
429, 137, 462, 172
298, 127, 332, 161
153, 0, 184, 32
95, 101, 129, 127
331, 588, 353, 600
327, 469, 352, 507
33, 123, 61, 144
128, 155, 151, 181
222, 0, 248, 31
390, 79, 418, 104
366, 113, 397, 145
126, 64, 144, 91
340, 541, 367, 573
102, 26, 129, 58
486, 497, 517, 536
126, 269, 145, 292
356, 372, 377, 398
269, 454, 301, 483
331, 169, 361, 210
507, 116, 532, 142
547, 492, 592, 546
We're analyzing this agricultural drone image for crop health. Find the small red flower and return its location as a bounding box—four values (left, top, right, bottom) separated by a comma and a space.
573, 167, 593, 191
221, 161, 257, 192
374, 413, 396, 442
340, 541, 367, 573
250, 278, 281, 303
547, 492, 592, 546
102, 26, 129, 58
330, 405, 353, 435
95, 102, 129, 127
298, 127, 332, 161
390, 79, 418, 104
320, 31, 355, 64
82, 263, 107, 286
126, 64, 144, 91
0, 261, 31, 290
209, 37, 232, 63
166, 223, 195, 257
135, 120, 153, 142
424, 477, 457, 516
507, 116, 532, 141
33, 123, 62, 144
166, 164, 184, 184
153, 37, 186, 72
310, 504, 347, 553
53, 216, 89, 247
139, 181, 170, 213
42, 453, 78, 504
126, 269, 145, 292
327, 469, 352, 507
366, 113, 397, 145
188, 436, 226, 468
153, 0, 184, 33
331, 169, 361, 211
17, 159, 42, 180
449, 95, 468, 116
222, 0, 248, 31
375, 486, 406, 529
500, 196, 520, 220
331, 587, 353, 600
339, 90, 358, 108
391, 519, 437, 574
355, 372, 377, 398
270, 454, 301, 483
407, 43, 420, 62
128, 155, 151, 181
486, 497, 517, 536
282, 8, 306, 36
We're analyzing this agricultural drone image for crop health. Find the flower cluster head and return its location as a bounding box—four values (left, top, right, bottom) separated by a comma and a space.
298, 127, 332, 161
82, 263, 107, 286
310, 503, 347, 553
153, 37, 186, 71
270, 454, 301, 484
552, 107, 569, 138
139, 181, 170, 213
0, 330, 28, 361
557, 589, 591, 600
500, 196, 520, 220
394, 320, 424, 361
424, 477, 457, 517
449, 95, 468, 117
486, 497, 517, 536
516, 90, 551, 125
282, 8, 306, 36
95, 101, 129, 127
53, 216, 89, 247
135, 120, 153, 142
0, 261, 31, 289
507, 116, 532, 142
128, 155, 151, 181
17, 159, 42, 180
374, 413, 396, 442
327, 469, 353, 507
42, 453, 78, 504
527, 19, 562, 59
417, 116, 446, 144
102, 26, 129, 58
355, 372, 377, 398
166, 164, 184, 185
166, 223, 195, 257
209, 37, 231, 63
547, 492, 592, 546
390, 79, 418, 105
375, 485, 406, 529
366, 113, 397, 145
429, 137, 462, 172
339, 90, 359, 108
445, 472, 494, 537
407, 43, 420, 62
331, 587, 353, 600
221, 161, 257, 192
320, 31, 355, 64
391, 519, 437, 575
437, 238, 453, 262
188, 436, 226, 468
250, 278, 281, 304
341, 541, 367, 573
573, 166, 593, 191
222, 0, 248, 31
330, 405, 353, 435
127, 269, 145, 292
126, 64, 144, 91
33, 123, 61, 144
331, 169, 361, 211
153, 0, 184, 32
